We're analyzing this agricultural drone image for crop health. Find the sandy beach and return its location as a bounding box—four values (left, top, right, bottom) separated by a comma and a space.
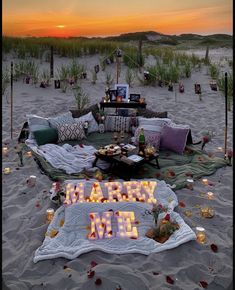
2, 47, 233, 290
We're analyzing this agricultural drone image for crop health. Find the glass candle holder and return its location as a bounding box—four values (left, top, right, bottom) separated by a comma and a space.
200, 206, 214, 218
196, 227, 206, 244
3, 167, 11, 175
46, 208, 55, 222
207, 192, 214, 199
2, 147, 8, 157
202, 178, 209, 186
26, 151, 32, 157
186, 179, 194, 190
26, 175, 37, 187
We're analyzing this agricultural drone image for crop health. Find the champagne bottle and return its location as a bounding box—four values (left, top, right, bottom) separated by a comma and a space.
138, 128, 146, 154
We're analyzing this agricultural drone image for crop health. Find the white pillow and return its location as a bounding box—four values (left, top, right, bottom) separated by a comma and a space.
26, 114, 51, 140
138, 117, 172, 133
74, 111, 99, 133
48, 112, 75, 129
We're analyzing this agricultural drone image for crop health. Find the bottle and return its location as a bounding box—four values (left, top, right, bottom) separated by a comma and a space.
138, 128, 146, 154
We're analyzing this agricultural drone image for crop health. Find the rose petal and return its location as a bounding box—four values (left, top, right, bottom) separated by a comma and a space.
199, 281, 208, 288
95, 278, 102, 285
91, 261, 98, 268
210, 244, 218, 253
179, 201, 186, 208
166, 275, 174, 284
164, 214, 170, 221
87, 270, 95, 278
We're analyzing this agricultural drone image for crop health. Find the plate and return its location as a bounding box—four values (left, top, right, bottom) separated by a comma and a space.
98, 144, 121, 156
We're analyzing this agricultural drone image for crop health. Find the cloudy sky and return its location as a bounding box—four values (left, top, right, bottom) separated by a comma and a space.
2, 0, 232, 37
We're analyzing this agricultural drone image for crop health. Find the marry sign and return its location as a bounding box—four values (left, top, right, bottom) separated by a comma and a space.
34, 179, 196, 263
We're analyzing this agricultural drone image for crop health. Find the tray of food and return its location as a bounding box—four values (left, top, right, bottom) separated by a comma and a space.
98, 144, 121, 156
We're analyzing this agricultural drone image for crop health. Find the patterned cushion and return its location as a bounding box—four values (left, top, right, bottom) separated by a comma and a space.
137, 109, 168, 118
104, 115, 131, 133
74, 112, 99, 133
70, 104, 100, 123
57, 122, 85, 142
48, 112, 75, 129
134, 127, 161, 150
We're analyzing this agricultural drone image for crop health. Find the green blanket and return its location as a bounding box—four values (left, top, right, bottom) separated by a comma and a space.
31, 132, 227, 190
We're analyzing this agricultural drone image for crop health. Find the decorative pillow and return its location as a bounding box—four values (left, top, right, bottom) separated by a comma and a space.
160, 125, 189, 154
134, 127, 161, 150
48, 112, 75, 129
70, 104, 100, 123
57, 122, 85, 142
33, 128, 58, 146
74, 112, 99, 133
26, 114, 51, 140
104, 115, 131, 133
137, 109, 168, 119
138, 117, 172, 133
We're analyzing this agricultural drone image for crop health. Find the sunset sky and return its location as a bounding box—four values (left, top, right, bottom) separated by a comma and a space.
2, 0, 232, 37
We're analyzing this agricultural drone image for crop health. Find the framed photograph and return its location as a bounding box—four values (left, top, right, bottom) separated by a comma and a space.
114, 84, 129, 102
108, 89, 117, 102
130, 93, 141, 102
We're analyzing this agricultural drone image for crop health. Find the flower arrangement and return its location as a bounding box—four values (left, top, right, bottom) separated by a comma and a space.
199, 130, 212, 150
145, 204, 180, 243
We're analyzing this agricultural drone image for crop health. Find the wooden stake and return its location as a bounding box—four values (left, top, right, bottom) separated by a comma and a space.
50, 46, 54, 78
10, 61, 13, 139
224, 72, 228, 159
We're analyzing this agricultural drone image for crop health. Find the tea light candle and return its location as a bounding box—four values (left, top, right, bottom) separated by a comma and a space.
207, 192, 214, 199
196, 227, 206, 244
186, 179, 194, 190
200, 206, 214, 218
202, 178, 209, 186
2, 147, 8, 156
26, 151, 32, 157
217, 147, 223, 152
46, 208, 55, 222
3, 167, 11, 174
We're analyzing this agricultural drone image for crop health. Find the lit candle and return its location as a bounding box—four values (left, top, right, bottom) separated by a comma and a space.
3, 167, 11, 174
200, 206, 214, 218
186, 179, 194, 190
196, 227, 206, 244
202, 178, 209, 186
2, 147, 8, 157
26, 151, 32, 157
217, 147, 223, 152
46, 208, 55, 222
207, 192, 214, 199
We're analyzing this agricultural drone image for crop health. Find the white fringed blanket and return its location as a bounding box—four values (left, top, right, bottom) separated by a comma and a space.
34, 179, 196, 263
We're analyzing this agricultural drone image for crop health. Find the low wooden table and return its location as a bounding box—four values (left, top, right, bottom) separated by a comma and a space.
93, 148, 160, 180
100, 101, 147, 110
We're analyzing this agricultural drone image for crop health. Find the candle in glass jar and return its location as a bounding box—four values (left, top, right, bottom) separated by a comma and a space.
3, 167, 11, 174
202, 178, 209, 186
207, 192, 214, 199
200, 206, 214, 218
217, 147, 223, 152
26, 151, 32, 157
46, 208, 55, 222
186, 179, 194, 190
196, 227, 206, 244
2, 147, 8, 156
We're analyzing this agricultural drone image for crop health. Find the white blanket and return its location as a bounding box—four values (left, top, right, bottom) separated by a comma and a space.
34, 179, 196, 263
26, 140, 97, 174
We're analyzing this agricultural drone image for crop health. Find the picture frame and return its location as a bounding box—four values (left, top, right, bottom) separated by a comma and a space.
130, 93, 141, 102
114, 84, 129, 102
108, 89, 117, 102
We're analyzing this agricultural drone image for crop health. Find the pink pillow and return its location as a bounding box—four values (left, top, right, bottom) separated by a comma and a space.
134, 128, 161, 150
160, 125, 189, 154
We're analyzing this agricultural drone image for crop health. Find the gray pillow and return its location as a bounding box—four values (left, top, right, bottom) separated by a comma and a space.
26, 114, 51, 140
48, 112, 75, 129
